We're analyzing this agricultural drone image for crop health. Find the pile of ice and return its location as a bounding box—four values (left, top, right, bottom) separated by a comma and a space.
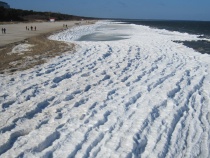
49, 21, 110, 41
0, 21, 210, 158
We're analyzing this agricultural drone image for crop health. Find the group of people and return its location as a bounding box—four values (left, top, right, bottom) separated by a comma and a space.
1, 28, 6, 34
26, 26, 36, 31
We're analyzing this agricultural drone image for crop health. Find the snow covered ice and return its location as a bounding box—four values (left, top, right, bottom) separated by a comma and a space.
1, 21, 210, 158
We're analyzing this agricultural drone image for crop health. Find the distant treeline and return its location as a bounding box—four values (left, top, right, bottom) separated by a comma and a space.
0, 7, 97, 22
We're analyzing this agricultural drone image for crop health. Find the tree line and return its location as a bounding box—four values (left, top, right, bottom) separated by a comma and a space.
0, 7, 97, 22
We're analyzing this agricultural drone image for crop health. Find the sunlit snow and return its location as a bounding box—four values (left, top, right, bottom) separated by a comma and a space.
0, 21, 210, 158
8, 44, 34, 55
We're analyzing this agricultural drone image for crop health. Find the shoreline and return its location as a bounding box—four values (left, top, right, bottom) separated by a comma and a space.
0, 20, 96, 74
0, 20, 95, 47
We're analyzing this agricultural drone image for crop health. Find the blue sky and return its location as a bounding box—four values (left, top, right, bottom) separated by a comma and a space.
3, 0, 210, 21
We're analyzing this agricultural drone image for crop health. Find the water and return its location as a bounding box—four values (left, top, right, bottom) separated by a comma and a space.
119, 20, 210, 38
116, 20, 210, 54
77, 20, 210, 54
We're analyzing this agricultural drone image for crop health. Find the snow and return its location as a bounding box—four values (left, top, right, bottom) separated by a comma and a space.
8, 44, 34, 55
1, 21, 210, 158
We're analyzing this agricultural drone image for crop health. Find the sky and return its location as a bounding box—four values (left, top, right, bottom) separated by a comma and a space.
3, 0, 210, 21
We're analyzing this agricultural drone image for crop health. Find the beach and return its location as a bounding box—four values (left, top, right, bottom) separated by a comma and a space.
0, 21, 210, 157
0, 20, 95, 73
0, 21, 91, 47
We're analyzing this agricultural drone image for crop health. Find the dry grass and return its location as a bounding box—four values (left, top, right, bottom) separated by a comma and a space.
0, 31, 75, 74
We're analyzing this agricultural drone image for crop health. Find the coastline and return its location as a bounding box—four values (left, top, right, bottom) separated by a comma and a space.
0, 20, 96, 74
1, 21, 210, 158
118, 20, 210, 55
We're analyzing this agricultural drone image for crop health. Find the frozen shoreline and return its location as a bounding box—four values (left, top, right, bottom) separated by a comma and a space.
0, 21, 210, 158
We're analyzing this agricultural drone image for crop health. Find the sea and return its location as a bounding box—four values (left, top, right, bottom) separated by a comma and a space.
117, 20, 210, 54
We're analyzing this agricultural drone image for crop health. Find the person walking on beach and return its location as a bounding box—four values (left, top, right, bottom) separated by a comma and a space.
34, 26, 36, 31
3, 28, 6, 34
31, 26, 33, 31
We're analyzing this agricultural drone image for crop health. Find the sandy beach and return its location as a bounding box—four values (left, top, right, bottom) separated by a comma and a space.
0, 20, 95, 73
0, 21, 91, 47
